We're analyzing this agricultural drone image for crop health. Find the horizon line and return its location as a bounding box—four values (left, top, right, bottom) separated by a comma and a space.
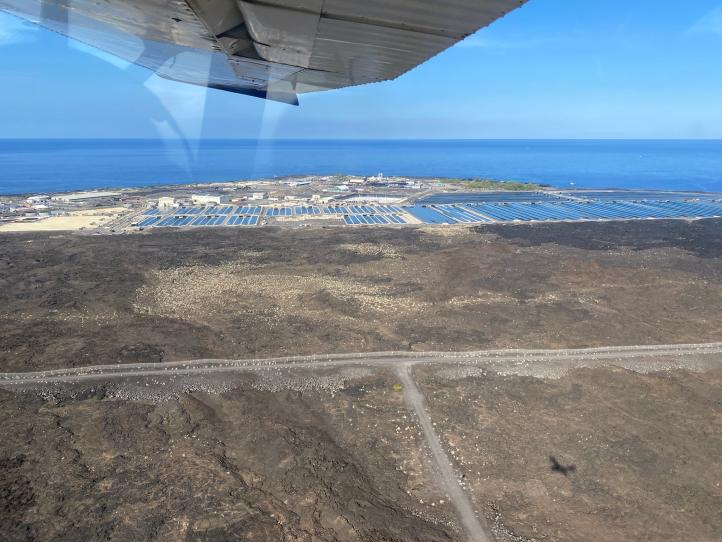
1, 137, 722, 142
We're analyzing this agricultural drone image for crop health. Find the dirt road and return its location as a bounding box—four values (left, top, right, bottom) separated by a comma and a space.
397, 362, 490, 542
2, 342, 722, 385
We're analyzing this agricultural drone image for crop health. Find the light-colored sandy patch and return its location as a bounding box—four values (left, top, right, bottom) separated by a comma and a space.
68, 206, 128, 216
0, 207, 128, 232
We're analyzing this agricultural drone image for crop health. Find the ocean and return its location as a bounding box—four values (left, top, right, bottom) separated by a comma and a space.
1, 139, 721, 195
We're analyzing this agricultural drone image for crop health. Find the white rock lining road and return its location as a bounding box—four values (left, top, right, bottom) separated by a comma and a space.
3, 342, 722, 542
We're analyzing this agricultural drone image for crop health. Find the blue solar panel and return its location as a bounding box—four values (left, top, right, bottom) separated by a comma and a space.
507, 203, 563, 220
265, 207, 293, 217
566, 202, 619, 219
659, 201, 722, 217
236, 206, 262, 215
420, 192, 562, 204
138, 216, 160, 227
387, 214, 407, 224
466, 203, 522, 221
294, 206, 321, 215
449, 205, 490, 222
433, 205, 491, 223
405, 206, 456, 224
329, 206, 349, 214
563, 190, 722, 201
192, 216, 213, 226
432, 206, 468, 223
227, 215, 258, 226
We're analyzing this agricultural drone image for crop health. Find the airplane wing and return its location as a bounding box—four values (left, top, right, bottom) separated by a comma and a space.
0, 0, 527, 103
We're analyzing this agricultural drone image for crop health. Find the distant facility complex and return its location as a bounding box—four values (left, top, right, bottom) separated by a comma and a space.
134, 190, 722, 230
5, 179, 722, 234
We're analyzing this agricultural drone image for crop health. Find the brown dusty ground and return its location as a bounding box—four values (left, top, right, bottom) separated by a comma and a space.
1, 362, 720, 542
0, 369, 466, 542
1, 219, 721, 541
415, 364, 722, 542
1, 219, 722, 372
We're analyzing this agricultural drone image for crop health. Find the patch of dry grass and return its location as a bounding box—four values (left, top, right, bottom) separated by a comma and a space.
134, 260, 429, 322
338, 243, 401, 258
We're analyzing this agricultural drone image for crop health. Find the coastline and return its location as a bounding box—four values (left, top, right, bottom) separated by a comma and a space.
2, 139, 722, 195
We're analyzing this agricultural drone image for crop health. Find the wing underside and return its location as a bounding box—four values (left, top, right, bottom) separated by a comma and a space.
0, 0, 527, 103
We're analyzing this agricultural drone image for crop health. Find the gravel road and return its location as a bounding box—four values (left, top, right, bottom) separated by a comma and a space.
397, 362, 491, 542
2, 342, 721, 385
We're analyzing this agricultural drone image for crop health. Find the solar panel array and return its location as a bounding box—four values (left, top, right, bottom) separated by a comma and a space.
406, 200, 722, 224
136, 195, 722, 229
418, 192, 564, 204
403, 205, 492, 224
265, 207, 293, 217
190, 216, 227, 226
559, 190, 722, 201
343, 214, 407, 225
227, 215, 259, 226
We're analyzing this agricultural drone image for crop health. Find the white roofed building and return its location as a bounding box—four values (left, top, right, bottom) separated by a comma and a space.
191, 194, 230, 205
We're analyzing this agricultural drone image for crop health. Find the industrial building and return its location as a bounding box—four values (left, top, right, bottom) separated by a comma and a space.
158, 197, 175, 209
51, 191, 120, 203
191, 194, 230, 205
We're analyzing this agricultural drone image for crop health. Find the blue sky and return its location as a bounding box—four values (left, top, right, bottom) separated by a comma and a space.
1, 0, 722, 139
